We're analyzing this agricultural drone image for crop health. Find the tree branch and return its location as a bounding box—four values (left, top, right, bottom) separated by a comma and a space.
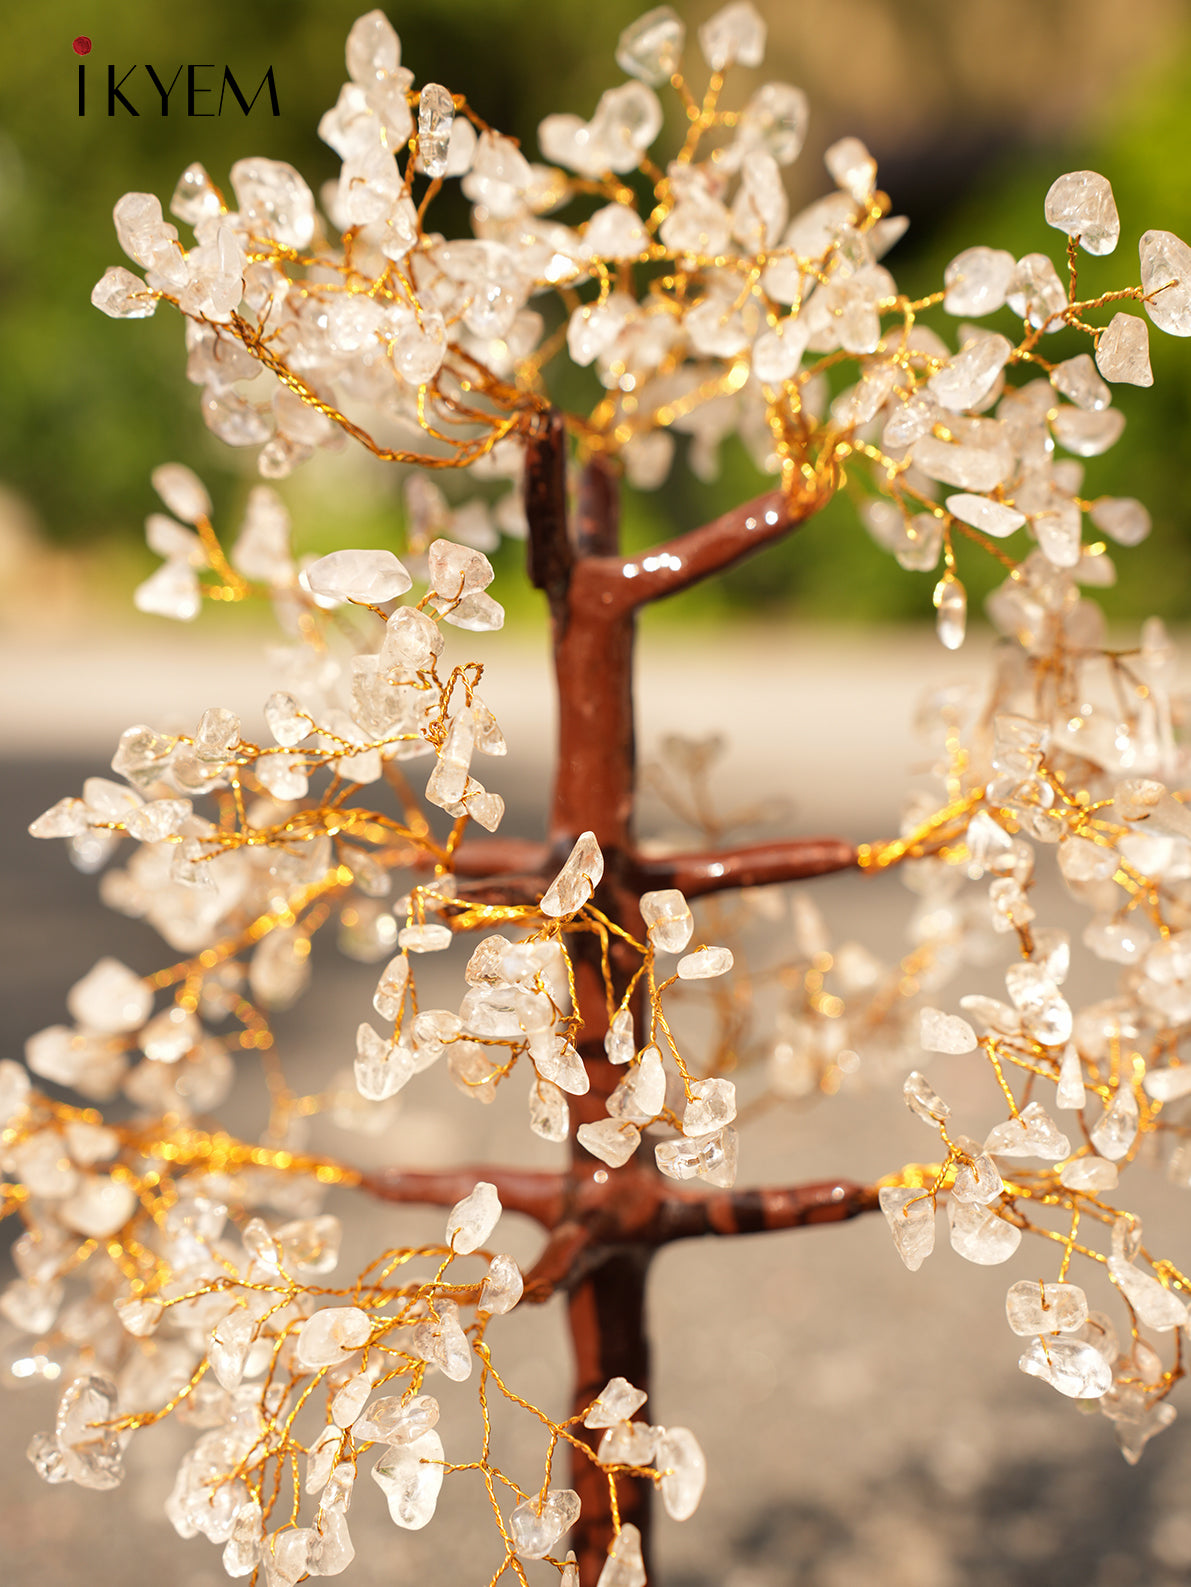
656, 1179, 880, 1242
587, 482, 830, 614
636, 836, 859, 898
358, 1166, 566, 1229
525, 408, 573, 614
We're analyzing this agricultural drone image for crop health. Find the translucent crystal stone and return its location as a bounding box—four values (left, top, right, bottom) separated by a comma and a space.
655, 1126, 737, 1187
929, 570, 965, 650
604, 1009, 635, 1066
1018, 1336, 1112, 1399
250, 931, 311, 1012
56, 1375, 124, 1489
585, 1377, 648, 1429
878, 1185, 935, 1271
194, 706, 241, 763
596, 1421, 656, 1468
655, 1426, 705, 1520
529, 1079, 569, 1142
1095, 312, 1153, 385
597, 1522, 646, 1587
67, 958, 152, 1035
1052, 406, 1124, 458
1140, 229, 1191, 335
943, 247, 1015, 317
947, 1200, 1020, 1264
984, 1101, 1069, 1161
1051, 353, 1110, 411
445, 1181, 501, 1255
479, 1253, 523, 1315
1004, 962, 1072, 1047
682, 1078, 736, 1135
426, 708, 475, 810
1102, 1386, 1177, 1465
295, 1307, 373, 1370
578, 1119, 641, 1169
919, 1007, 977, 1054
1055, 1045, 1086, 1110
222, 1500, 264, 1578
950, 1151, 1003, 1204
541, 832, 605, 917
310, 1509, 354, 1577
417, 84, 455, 179
616, 6, 685, 83
151, 463, 210, 526
346, 9, 401, 84
1144, 1065, 1191, 1102
698, 1, 765, 69
1090, 1088, 1139, 1161
1006, 1280, 1088, 1335
1044, 171, 1119, 255
1059, 1155, 1118, 1192
824, 136, 876, 203
903, 1070, 949, 1125
209, 1306, 256, 1390
607, 1046, 666, 1123
27, 1432, 70, 1486
124, 797, 192, 844
1108, 1261, 1189, 1331
331, 1374, 372, 1430
510, 1488, 581, 1558
92, 266, 157, 319
1, 1277, 63, 1334
398, 923, 453, 953
355, 1024, 415, 1101
640, 888, 694, 953
29, 796, 88, 839
675, 946, 733, 979
230, 158, 315, 251
410, 1300, 472, 1380
944, 494, 1025, 538
381, 606, 444, 671
306, 549, 412, 604
929, 333, 1012, 411
355, 1394, 440, 1446
1007, 253, 1066, 328
531, 1036, 589, 1096
736, 82, 809, 166
60, 1173, 137, 1239
0, 1058, 31, 1125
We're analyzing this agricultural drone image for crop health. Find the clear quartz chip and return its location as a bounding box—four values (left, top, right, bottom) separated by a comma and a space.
1108, 1260, 1189, 1330
1090, 1087, 1139, 1161
478, 1253, 523, 1315
541, 832, 604, 917
151, 463, 211, 524
902, 1070, 949, 1125
1096, 313, 1153, 385
584, 1377, 648, 1429
305, 548, 412, 604
1140, 229, 1191, 336
942, 247, 1015, 317
655, 1126, 737, 1187
445, 1180, 501, 1254
577, 1119, 641, 1167
698, 1, 765, 70
1143, 1065, 1191, 1102
55, 1375, 125, 1489
947, 1200, 1020, 1264
616, 6, 685, 84
950, 1151, 1003, 1204
929, 333, 1012, 410
509, 1489, 581, 1559
1044, 170, 1120, 255
640, 888, 694, 953
418, 84, 455, 179
354, 1394, 439, 1447
682, 1077, 736, 1135
655, 1427, 705, 1520
296, 1306, 372, 1370
597, 1523, 646, 1587
529, 1080, 569, 1141
675, 946, 733, 980
1018, 1336, 1112, 1399
1058, 1156, 1118, 1192
1006, 1280, 1088, 1335
1055, 1045, 1086, 1110
934, 572, 966, 650
398, 923, 453, 953
824, 136, 875, 202
919, 1006, 977, 1054
605, 1008, 635, 1064
372, 1431, 445, 1530
67, 958, 152, 1035
878, 1185, 935, 1271
607, 1045, 666, 1122
984, 1101, 1070, 1161
945, 494, 1025, 538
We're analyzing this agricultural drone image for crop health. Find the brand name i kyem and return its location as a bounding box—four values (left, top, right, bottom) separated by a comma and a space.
78, 63, 280, 117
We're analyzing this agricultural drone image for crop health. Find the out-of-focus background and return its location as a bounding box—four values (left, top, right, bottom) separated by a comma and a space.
5, 2, 1191, 1585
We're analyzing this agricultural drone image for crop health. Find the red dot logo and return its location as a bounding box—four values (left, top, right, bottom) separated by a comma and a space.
73, 36, 92, 55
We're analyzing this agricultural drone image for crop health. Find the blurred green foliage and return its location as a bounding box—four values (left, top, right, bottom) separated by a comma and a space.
3, 0, 1191, 627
